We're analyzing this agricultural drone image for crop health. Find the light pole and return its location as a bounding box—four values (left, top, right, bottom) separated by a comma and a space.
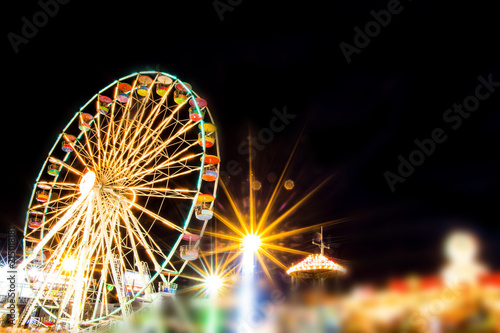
239, 234, 261, 331
312, 227, 330, 288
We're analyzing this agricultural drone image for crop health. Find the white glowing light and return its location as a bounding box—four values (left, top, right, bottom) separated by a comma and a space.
242, 234, 261, 253
79, 171, 96, 194
62, 257, 78, 272
445, 231, 478, 264
441, 231, 487, 286
205, 274, 223, 296
28, 267, 39, 277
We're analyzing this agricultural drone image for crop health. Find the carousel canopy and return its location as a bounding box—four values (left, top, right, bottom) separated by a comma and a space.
287, 254, 346, 279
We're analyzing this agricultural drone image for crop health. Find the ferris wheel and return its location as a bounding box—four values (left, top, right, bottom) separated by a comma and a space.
16, 71, 220, 331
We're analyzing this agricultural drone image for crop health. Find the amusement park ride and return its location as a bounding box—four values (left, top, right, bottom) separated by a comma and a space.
10, 71, 221, 332
287, 227, 346, 285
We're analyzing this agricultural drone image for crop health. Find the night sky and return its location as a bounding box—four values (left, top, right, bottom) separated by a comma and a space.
3, 0, 500, 287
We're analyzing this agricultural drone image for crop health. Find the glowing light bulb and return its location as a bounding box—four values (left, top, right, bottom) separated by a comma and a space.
242, 234, 261, 253
79, 171, 96, 194
62, 257, 78, 272
205, 274, 223, 296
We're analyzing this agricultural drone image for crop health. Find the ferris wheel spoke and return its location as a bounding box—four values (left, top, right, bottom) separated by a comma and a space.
92, 110, 105, 170
103, 198, 138, 255
118, 202, 166, 276
115, 82, 169, 162
108, 191, 184, 233
132, 120, 197, 172
101, 84, 124, 170
49, 157, 84, 177
71, 196, 99, 326
97, 117, 112, 172
152, 135, 197, 164
104, 81, 153, 172
106, 217, 133, 316
167, 134, 197, 157
55, 253, 82, 314
133, 190, 196, 200
20, 190, 92, 270
95, 194, 121, 302
37, 181, 80, 191
47, 212, 89, 265
132, 90, 164, 126
145, 137, 200, 169
122, 151, 201, 187
95, 111, 116, 174
126, 101, 185, 158
68, 139, 94, 171
40, 203, 75, 227
30, 191, 80, 211
18, 202, 88, 327
108, 117, 131, 172
92, 237, 111, 321
73, 141, 95, 168
165, 137, 200, 157
110, 185, 196, 200
125, 168, 201, 192
116, 111, 194, 179
79, 115, 100, 171
25, 202, 78, 243
122, 207, 168, 257
118, 142, 201, 185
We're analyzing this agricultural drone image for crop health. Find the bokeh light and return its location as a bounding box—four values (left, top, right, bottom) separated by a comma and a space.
251, 180, 262, 190
267, 172, 277, 182
62, 257, 78, 272
284, 179, 294, 190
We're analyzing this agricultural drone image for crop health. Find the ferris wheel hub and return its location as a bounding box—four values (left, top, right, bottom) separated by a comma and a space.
79, 171, 96, 194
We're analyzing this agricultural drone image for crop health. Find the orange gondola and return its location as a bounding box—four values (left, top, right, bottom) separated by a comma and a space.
117, 83, 132, 103
201, 155, 220, 182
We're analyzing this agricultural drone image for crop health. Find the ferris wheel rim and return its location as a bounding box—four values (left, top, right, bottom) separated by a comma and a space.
21, 70, 220, 327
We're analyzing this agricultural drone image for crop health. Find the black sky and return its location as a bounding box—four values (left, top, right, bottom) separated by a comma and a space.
3, 0, 500, 285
